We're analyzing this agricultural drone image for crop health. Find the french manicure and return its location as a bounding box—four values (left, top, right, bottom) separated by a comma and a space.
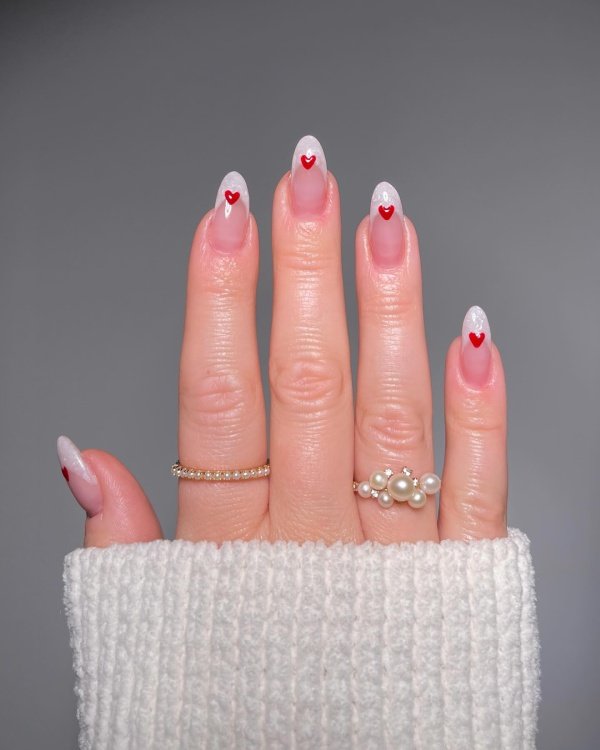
56, 434, 103, 517
290, 135, 327, 216
369, 182, 404, 268
208, 171, 250, 252
460, 305, 492, 387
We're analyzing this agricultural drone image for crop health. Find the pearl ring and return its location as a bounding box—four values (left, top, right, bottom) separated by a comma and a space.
353, 466, 441, 509
172, 458, 441, 511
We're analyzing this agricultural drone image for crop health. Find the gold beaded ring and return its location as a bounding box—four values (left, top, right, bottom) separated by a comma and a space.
171, 459, 270, 481
353, 466, 441, 509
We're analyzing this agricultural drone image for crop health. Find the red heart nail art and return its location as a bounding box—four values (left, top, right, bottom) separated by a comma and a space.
301, 154, 316, 169
469, 332, 486, 348
61, 466, 69, 482
224, 190, 240, 205
378, 205, 395, 220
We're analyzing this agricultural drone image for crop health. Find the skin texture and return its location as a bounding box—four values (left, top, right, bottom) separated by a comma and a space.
65, 158, 508, 549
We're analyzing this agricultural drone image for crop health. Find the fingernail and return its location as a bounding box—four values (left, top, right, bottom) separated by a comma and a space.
56, 435, 103, 517
208, 171, 250, 252
290, 135, 327, 216
369, 182, 405, 268
460, 305, 492, 387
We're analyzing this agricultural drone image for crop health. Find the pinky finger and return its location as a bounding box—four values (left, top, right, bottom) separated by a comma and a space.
438, 307, 508, 541
57, 435, 163, 548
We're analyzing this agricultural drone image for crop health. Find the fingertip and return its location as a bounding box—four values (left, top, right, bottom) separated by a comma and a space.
190, 207, 259, 258
184, 206, 259, 307
445, 335, 507, 412
356, 200, 422, 284
80, 449, 163, 548
273, 168, 340, 227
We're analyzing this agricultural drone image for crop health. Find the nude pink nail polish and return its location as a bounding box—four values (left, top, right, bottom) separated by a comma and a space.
460, 306, 492, 387
369, 182, 405, 268
208, 171, 250, 252
290, 135, 327, 216
56, 435, 103, 517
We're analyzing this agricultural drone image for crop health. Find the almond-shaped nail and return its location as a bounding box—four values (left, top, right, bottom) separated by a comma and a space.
208, 171, 250, 252
460, 305, 492, 387
57, 435, 103, 517
369, 181, 404, 268
290, 135, 327, 216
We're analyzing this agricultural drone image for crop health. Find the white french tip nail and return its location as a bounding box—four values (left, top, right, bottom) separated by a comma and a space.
369, 181, 403, 224
461, 305, 492, 349
214, 171, 250, 214
291, 134, 327, 178
56, 435, 98, 485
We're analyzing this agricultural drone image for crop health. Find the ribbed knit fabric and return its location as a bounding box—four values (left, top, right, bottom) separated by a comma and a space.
62, 527, 540, 750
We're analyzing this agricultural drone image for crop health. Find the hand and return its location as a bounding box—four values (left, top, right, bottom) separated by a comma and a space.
57, 135, 507, 548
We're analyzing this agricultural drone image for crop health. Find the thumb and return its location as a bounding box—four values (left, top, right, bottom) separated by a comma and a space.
57, 435, 163, 548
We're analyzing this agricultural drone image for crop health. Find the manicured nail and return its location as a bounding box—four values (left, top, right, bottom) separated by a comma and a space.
460, 305, 492, 387
369, 182, 405, 268
56, 435, 103, 517
290, 135, 327, 217
208, 171, 250, 252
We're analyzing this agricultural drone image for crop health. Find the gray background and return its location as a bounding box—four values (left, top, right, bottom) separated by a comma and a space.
1, 0, 598, 747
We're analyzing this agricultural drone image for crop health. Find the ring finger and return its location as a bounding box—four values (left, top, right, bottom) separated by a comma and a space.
354, 183, 439, 543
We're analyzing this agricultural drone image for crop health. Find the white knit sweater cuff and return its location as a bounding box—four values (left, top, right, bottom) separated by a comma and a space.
63, 528, 540, 749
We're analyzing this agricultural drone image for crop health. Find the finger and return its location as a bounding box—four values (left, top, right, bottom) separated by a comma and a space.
177, 173, 269, 542
57, 435, 163, 548
268, 136, 361, 542
354, 184, 438, 543
438, 306, 508, 540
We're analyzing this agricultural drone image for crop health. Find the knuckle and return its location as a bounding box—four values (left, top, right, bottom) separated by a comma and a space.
180, 369, 260, 428
446, 398, 505, 437
279, 232, 337, 273
195, 266, 246, 298
361, 288, 419, 322
189, 243, 252, 297
356, 401, 429, 453
269, 354, 349, 413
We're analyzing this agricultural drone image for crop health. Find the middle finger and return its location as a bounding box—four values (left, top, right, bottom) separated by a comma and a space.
268, 136, 362, 543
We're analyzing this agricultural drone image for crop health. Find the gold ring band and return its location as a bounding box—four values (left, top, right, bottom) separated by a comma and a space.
171, 459, 270, 481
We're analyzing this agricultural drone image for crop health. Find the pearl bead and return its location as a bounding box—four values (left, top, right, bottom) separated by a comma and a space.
408, 488, 427, 508
369, 470, 388, 490
387, 473, 413, 501
420, 472, 441, 495
377, 491, 394, 509
357, 480, 372, 498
